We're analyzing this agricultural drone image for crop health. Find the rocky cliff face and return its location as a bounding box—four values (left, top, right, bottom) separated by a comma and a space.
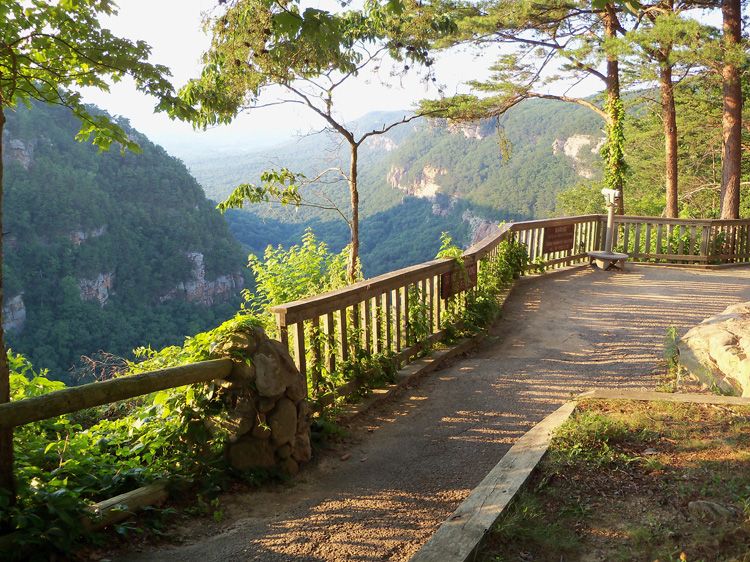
461, 210, 501, 245
388, 164, 447, 199
79, 272, 115, 306
70, 225, 107, 246
3, 294, 26, 332
161, 251, 244, 306
552, 134, 604, 179
6, 138, 34, 170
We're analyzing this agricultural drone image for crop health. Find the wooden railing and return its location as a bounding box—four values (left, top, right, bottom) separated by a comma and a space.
270, 215, 603, 393
612, 216, 750, 264
1, 213, 747, 427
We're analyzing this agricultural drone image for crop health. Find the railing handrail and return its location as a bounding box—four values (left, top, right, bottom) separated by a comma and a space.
272, 215, 603, 325
613, 215, 750, 227
0, 358, 233, 429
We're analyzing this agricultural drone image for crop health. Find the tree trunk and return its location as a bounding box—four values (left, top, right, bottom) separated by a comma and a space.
659, 60, 679, 218
720, 0, 742, 219
347, 143, 360, 283
604, 3, 625, 215
0, 107, 14, 504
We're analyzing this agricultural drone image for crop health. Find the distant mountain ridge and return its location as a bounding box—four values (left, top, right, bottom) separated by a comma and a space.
187, 99, 605, 276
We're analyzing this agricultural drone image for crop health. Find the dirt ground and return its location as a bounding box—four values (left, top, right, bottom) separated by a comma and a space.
480, 399, 750, 561
118, 264, 750, 562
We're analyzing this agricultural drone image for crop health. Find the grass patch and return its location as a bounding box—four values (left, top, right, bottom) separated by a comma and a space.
480, 400, 750, 562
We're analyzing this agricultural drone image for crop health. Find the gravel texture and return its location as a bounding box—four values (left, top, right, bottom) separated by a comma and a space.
119, 265, 750, 562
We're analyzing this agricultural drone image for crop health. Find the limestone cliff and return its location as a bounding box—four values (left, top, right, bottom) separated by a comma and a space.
161, 251, 244, 306
2, 294, 26, 333
552, 134, 604, 179
387, 164, 447, 199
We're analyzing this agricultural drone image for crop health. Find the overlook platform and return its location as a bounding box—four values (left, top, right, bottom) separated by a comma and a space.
122, 264, 750, 562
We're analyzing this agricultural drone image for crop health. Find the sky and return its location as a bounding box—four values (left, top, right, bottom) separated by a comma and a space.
80, 0, 603, 159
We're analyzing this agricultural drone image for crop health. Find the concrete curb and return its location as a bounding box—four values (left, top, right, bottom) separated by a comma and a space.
410, 401, 577, 562
410, 387, 750, 562
578, 388, 750, 406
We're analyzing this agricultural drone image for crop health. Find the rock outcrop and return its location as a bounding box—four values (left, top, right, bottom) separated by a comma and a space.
552, 134, 604, 179
70, 225, 107, 246
388, 165, 446, 199
462, 210, 501, 245
161, 251, 244, 306
3, 294, 26, 332
6, 138, 33, 170
79, 272, 115, 306
211, 326, 312, 475
678, 302, 750, 396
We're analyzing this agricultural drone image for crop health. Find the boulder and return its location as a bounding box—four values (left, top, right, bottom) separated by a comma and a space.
679, 302, 750, 396
688, 500, 735, 521
254, 353, 285, 397
268, 398, 297, 447
227, 437, 276, 470
276, 443, 293, 459
280, 457, 299, 477
297, 401, 312, 434
285, 370, 307, 402
292, 432, 312, 463
230, 360, 256, 385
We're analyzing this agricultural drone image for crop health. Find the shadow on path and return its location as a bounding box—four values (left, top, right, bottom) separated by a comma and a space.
120, 265, 750, 562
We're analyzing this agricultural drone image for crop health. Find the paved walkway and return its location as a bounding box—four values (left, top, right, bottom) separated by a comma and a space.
121, 265, 750, 562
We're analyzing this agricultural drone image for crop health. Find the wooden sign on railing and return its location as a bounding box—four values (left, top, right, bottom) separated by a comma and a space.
440, 263, 477, 299
542, 224, 575, 253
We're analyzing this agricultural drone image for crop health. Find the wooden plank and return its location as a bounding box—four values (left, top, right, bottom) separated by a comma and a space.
276, 316, 289, 349
374, 294, 384, 355
394, 286, 402, 352
294, 322, 306, 389
678, 225, 685, 256
689, 225, 697, 258
362, 298, 371, 354
404, 285, 411, 346
324, 312, 336, 376
337, 308, 348, 363
644, 222, 652, 257
427, 276, 435, 335
700, 225, 711, 258
633, 222, 642, 259
310, 316, 321, 392
622, 222, 629, 253
86, 482, 169, 531
656, 223, 663, 258
0, 359, 233, 429
385, 290, 393, 352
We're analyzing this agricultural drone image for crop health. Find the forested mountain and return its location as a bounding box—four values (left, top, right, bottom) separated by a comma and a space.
2, 102, 248, 383
188, 99, 604, 275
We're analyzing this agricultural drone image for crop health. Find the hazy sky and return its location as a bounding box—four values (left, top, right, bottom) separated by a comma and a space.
80, 0, 602, 157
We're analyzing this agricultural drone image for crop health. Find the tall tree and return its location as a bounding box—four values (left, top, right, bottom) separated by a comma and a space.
0, 0, 183, 503
623, 5, 712, 217
719, 0, 743, 218
421, 0, 632, 213
180, 0, 452, 282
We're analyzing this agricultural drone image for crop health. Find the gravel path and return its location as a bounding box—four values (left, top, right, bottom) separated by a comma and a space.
120, 265, 750, 562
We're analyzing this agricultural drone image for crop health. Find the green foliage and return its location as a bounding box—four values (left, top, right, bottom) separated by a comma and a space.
2, 315, 264, 558
244, 229, 353, 320
217, 169, 304, 213
0, 0, 188, 150
3, 102, 248, 382
602, 96, 627, 193
438, 232, 528, 340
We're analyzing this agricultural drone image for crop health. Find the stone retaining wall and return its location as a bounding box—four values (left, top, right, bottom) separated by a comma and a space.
212, 326, 312, 475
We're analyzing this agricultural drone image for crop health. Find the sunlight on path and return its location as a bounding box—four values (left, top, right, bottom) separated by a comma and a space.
120, 265, 750, 562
